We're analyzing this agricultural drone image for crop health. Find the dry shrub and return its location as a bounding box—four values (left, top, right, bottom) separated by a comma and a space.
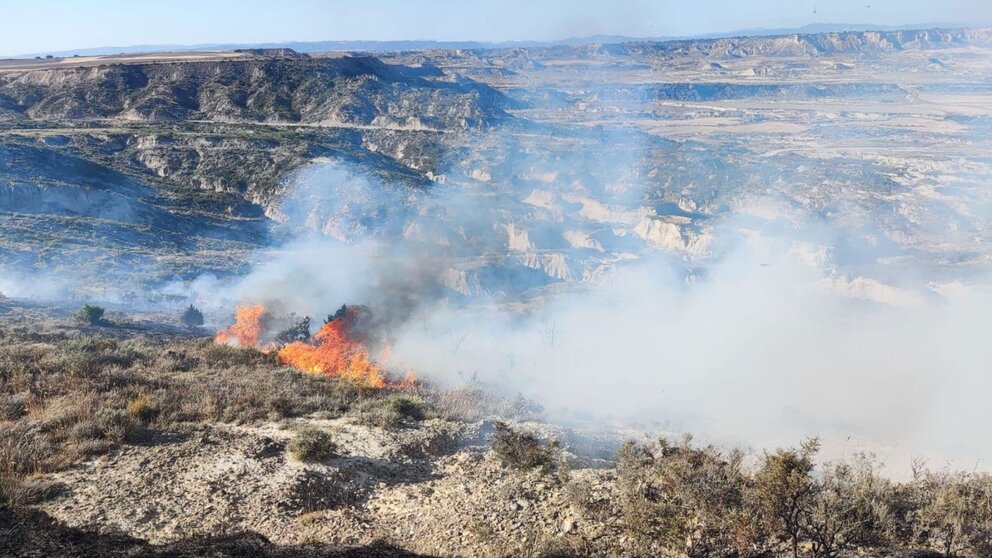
355, 394, 426, 429
426, 386, 542, 422
0, 393, 28, 420
492, 421, 559, 473
199, 341, 275, 367
754, 438, 820, 558
286, 428, 337, 463
801, 456, 895, 558
126, 396, 158, 423
93, 408, 136, 443
908, 468, 992, 558
617, 436, 761, 558
753, 439, 895, 558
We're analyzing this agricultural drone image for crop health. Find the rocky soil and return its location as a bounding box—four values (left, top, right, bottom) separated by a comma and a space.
38, 417, 625, 557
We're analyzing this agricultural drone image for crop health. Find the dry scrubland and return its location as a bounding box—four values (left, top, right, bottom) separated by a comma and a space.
0, 306, 990, 558
2, 26, 992, 558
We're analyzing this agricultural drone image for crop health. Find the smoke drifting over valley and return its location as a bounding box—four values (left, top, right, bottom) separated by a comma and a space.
212, 120, 992, 475
3, 28, 992, 477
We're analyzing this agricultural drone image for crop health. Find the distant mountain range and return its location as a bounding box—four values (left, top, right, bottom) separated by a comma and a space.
8, 22, 972, 58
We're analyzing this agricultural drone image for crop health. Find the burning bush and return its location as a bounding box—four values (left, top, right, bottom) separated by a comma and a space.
214, 303, 413, 389
277, 305, 388, 387
214, 304, 267, 348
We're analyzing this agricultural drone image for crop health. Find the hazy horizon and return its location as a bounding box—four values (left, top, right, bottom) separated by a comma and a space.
2, 0, 991, 57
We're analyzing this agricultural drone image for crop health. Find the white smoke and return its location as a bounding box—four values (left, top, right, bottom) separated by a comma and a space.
192, 146, 992, 478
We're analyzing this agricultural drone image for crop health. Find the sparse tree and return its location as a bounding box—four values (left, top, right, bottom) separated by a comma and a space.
179, 304, 204, 329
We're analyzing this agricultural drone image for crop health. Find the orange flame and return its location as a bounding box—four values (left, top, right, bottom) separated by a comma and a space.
215, 303, 412, 389
278, 317, 388, 388
215, 304, 266, 347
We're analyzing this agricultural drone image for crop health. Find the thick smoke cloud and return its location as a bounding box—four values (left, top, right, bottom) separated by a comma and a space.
391, 234, 992, 475
206, 134, 992, 477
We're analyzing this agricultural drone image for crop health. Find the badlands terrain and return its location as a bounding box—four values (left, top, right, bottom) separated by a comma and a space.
1, 27, 992, 557
1, 28, 991, 298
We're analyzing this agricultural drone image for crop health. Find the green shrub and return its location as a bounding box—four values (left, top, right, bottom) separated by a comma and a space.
492, 421, 558, 473
74, 305, 106, 326
286, 427, 337, 463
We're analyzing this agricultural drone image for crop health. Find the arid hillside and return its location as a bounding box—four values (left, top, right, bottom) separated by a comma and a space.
1, 301, 991, 557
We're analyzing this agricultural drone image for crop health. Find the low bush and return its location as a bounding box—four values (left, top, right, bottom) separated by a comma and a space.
492, 421, 558, 473
286, 427, 337, 463
126, 396, 158, 423
74, 305, 106, 326
355, 394, 427, 429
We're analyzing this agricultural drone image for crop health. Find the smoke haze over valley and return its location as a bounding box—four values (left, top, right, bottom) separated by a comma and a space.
3, 6, 992, 555
3, 27, 992, 471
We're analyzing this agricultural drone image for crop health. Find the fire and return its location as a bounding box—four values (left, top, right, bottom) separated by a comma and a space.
214, 304, 267, 347
215, 303, 412, 389
278, 317, 387, 388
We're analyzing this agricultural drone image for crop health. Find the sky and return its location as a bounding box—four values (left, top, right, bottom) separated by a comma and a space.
1, 0, 990, 56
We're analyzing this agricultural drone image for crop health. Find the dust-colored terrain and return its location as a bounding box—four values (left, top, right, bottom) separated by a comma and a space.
2, 29, 992, 303
3, 26, 992, 557
1, 301, 990, 557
